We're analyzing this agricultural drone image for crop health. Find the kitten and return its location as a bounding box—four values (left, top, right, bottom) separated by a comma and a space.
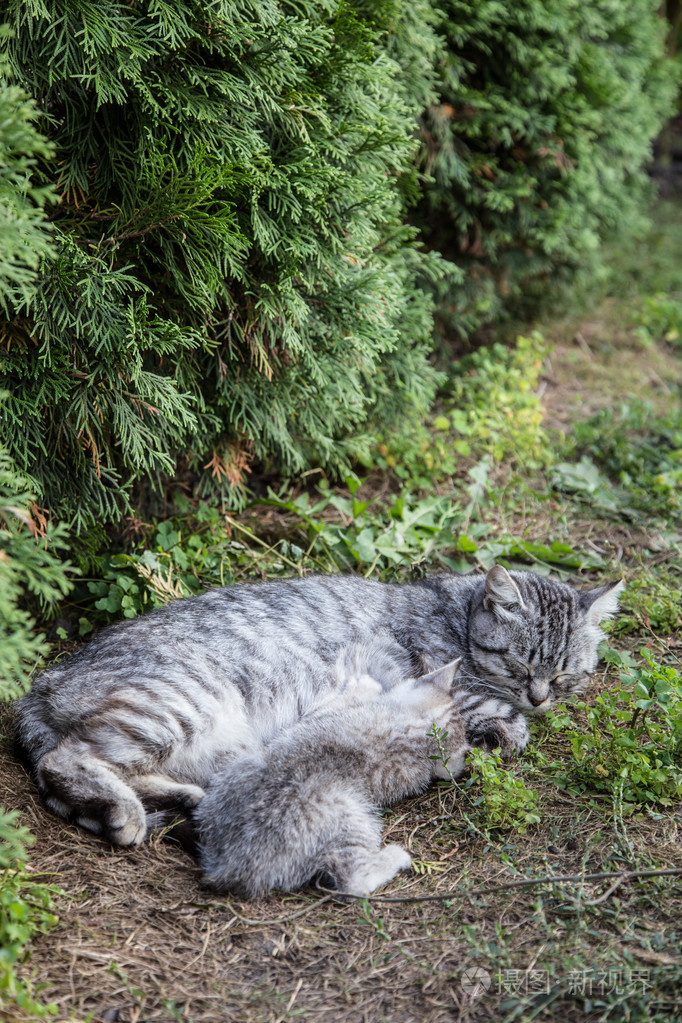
195, 660, 467, 898
15, 565, 623, 846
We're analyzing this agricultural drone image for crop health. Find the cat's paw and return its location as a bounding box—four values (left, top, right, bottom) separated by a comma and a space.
104, 798, 148, 846
131, 775, 207, 808
175, 783, 207, 807
469, 714, 530, 758
500, 715, 531, 755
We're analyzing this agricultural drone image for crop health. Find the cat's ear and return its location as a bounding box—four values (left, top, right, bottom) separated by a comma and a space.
417, 658, 462, 692
579, 579, 624, 623
484, 565, 524, 612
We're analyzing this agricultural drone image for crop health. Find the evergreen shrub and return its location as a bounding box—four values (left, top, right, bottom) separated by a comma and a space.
0, 65, 66, 1018
0, 443, 71, 698
418, 0, 677, 338
0, 49, 71, 695
0, 1, 676, 534
0, 0, 442, 530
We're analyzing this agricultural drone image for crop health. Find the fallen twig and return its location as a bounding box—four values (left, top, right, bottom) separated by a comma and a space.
162, 867, 682, 925
355, 866, 682, 905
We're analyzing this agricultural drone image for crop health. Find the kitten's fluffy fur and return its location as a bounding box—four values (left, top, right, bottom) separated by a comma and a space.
16, 565, 623, 846
196, 661, 467, 897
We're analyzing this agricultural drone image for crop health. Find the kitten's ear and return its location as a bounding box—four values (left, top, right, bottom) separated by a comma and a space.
417, 658, 462, 692
484, 565, 524, 612
579, 579, 624, 623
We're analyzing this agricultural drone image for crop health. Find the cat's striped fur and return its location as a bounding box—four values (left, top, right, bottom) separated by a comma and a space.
196, 660, 468, 897
15, 565, 622, 846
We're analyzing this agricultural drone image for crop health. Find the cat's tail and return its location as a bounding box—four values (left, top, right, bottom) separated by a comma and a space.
14, 690, 61, 777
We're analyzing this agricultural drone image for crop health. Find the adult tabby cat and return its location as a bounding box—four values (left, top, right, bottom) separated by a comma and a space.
16, 565, 622, 846
196, 660, 467, 897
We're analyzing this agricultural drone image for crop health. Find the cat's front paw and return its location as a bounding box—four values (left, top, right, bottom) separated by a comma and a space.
469, 714, 530, 758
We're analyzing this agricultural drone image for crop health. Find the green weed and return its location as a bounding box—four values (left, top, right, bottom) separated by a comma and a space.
613, 566, 682, 637
80, 498, 314, 625
262, 479, 465, 579
446, 334, 549, 468
548, 649, 682, 807
554, 401, 682, 525
371, 414, 463, 488
459, 749, 541, 834
372, 333, 549, 486
637, 292, 682, 349
0, 809, 59, 1017
78, 485, 468, 628
445, 533, 606, 578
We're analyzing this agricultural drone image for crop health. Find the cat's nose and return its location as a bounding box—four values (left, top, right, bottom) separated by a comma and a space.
529, 692, 547, 707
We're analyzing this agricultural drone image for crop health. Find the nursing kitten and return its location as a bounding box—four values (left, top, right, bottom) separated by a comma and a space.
15, 565, 623, 846
196, 660, 467, 897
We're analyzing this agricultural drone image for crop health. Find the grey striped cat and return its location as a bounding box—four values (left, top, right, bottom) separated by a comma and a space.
196, 660, 467, 897
16, 565, 622, 846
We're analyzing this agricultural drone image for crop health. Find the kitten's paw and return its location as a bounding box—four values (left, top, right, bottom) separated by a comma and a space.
432, 744, 470, 780
380, 843, 413, 877
344, 844, 412, 896
346, 673, 382, 703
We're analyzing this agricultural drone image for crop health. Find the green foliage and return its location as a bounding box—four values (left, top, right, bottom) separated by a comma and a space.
459, 748, 541, 834
74, 485, 467, 631
82, 502, 248, 624
0, 71, 64, 1018
0, 444, 72, 699
0, 810, 58, 1017
428, 722, 459, 780
446, 334, 549, 466
262, 480, 465, 578
554, 400, 682, 524
0, 0, 444, 529
548, 648, 682, 807
447, 535, 606, 579
371, 333, 549, 490
0, 37, 54, 312
261, 479, 605, 582
0, 43, 71, 700
418, 0, 676, 338
637, 292, 682, 349
550, 456, 626, 517
0, 446, 65, 1018
0, 0, 673, 531
613, 565, 682, 636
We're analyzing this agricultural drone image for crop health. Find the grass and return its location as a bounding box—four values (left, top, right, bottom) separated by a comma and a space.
3, 198, 682, 1022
